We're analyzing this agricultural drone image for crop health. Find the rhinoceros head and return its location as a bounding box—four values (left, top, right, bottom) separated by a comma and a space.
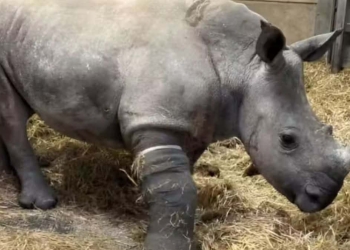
239, 20, 349, 213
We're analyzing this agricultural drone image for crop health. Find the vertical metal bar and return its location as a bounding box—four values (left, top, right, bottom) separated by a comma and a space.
327, 0, 337, 64
331, 0, 348, 73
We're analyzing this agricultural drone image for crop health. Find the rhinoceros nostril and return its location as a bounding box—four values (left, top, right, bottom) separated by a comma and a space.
327, 125, 333, 135
305, 185, 322, 201
323, 124, 333, 135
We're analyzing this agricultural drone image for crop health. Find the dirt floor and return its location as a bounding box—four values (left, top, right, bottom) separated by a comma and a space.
0, 61, 350, 250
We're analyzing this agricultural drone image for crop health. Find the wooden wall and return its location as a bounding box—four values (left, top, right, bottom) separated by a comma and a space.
236, 0, 318, 44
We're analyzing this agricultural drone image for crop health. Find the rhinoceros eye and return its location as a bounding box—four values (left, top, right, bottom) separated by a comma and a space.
279, 133, 298, 150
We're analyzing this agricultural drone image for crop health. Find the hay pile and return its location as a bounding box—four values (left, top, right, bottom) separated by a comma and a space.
0, 61, 349, 250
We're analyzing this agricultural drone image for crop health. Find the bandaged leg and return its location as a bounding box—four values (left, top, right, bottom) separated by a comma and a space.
137, 147, 197, 250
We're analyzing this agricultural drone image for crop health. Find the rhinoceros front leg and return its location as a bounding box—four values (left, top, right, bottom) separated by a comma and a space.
132, 130, 197, 250
0, 79, 57, 210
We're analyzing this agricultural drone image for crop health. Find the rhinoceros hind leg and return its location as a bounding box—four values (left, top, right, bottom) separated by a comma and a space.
0, 80, 57, 210
0, 139, 14, 175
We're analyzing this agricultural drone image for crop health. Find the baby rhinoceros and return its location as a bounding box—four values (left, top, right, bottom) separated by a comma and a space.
0, 0, 349, 249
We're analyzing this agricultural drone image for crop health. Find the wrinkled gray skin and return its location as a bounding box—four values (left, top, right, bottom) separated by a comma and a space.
0, 0, 349, 249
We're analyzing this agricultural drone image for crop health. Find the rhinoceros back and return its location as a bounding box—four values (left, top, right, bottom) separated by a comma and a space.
0, 0, 221, 148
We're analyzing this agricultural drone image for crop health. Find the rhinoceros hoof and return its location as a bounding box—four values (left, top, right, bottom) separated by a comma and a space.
19, 186, 58, 210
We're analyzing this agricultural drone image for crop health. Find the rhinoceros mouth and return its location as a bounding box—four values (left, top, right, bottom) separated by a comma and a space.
284, 190, 296, 204
243, 163, 260, 177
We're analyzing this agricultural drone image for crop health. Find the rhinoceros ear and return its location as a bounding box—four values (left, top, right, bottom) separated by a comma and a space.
256, 20, 286, 64
289, 30, 342, 62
